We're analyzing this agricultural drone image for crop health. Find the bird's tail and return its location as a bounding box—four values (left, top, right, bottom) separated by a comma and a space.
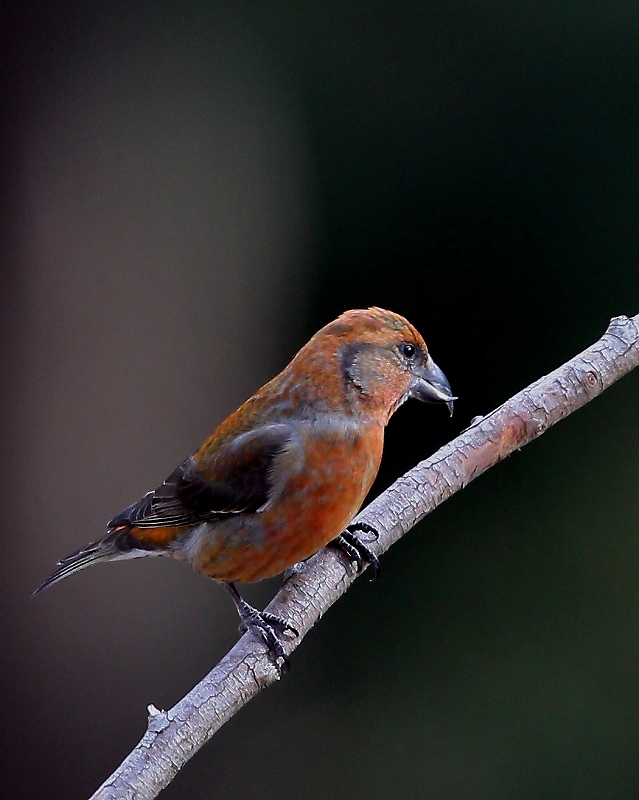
33, 528, 152, 594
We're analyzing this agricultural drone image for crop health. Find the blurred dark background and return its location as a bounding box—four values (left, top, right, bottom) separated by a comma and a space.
2, 2, 639, 799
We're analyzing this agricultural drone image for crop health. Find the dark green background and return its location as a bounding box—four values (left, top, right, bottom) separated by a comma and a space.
2, 3, 639, 798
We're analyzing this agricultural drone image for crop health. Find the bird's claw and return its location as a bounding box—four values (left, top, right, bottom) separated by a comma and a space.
226, 583, 297, 670
332, 523, 381, 580
238, 609, 298, 638
237, 603, 298, 671
348, 521, 379, 541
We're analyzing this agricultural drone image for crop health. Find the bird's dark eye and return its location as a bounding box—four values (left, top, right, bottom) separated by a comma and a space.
400, 342, 416, 359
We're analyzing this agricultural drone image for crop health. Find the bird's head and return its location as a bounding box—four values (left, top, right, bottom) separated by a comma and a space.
307, 307, 455, 424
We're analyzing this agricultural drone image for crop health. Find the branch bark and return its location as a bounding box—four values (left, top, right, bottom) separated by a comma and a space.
91, 313, 639, 800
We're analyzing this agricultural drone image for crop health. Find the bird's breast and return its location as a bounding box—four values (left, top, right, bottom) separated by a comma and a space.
252, 418, 384, 578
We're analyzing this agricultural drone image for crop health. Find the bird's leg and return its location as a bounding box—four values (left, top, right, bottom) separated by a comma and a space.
225, 582, 298, 669
331, 522, 381, 580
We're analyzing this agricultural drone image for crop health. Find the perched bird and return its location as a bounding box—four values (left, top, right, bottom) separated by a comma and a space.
36, 307, 454, 664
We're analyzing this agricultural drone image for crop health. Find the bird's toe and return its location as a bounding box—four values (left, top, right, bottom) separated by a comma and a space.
331, 524, 381, 580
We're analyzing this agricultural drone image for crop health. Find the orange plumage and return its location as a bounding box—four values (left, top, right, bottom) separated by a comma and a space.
36, 308, 454, 664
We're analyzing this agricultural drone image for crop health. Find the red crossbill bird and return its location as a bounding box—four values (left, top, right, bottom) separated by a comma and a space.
36, 307, 454, 665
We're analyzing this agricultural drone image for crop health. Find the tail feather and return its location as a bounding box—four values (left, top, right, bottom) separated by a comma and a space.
34, 528, 156, 595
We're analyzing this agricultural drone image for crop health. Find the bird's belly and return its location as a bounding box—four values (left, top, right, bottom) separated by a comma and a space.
191, 425, 383, 583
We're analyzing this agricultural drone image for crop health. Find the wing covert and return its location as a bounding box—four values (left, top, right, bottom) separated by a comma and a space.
108, 423, 297, 531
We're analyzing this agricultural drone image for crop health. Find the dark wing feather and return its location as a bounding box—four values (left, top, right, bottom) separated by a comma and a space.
108, 423, 295, 531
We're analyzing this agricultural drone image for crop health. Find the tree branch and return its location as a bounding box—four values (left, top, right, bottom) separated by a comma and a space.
91, 313, 639, 800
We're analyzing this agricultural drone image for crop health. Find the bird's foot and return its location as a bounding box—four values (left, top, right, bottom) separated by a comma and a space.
332, 522, 381, 580
226, 583, 298, 670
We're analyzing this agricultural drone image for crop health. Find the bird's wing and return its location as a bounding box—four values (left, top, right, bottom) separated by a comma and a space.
107, 423, 297, 530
